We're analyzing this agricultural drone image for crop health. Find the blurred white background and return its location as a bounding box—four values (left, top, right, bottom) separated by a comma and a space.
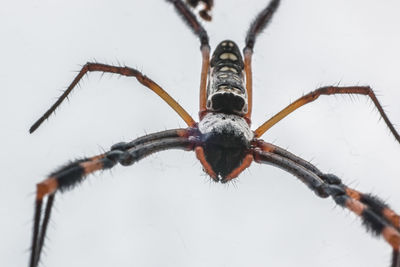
1, 0, 400, 266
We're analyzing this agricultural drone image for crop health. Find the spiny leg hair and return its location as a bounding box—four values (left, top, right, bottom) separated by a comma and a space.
245, 0, 280, 52
253, 143, 400, 266
30, 133, 194, 267
166, 0, 209, 49
29, 63, 196, 133
242, 0, 280, 120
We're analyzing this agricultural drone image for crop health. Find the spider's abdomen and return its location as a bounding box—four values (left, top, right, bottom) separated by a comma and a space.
198, 113, 253, 181
206, 40, 247, 115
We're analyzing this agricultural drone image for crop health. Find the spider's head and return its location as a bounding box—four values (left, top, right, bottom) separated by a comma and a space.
196, 113, 254, 183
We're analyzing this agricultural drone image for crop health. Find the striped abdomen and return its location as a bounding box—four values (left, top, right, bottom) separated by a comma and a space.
206, 40, 247, 115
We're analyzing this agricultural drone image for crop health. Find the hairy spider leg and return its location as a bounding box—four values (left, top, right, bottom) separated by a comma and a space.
243, 0, 281, 121
167, 0, 209, 47
111, 128, 192, 151
256, 140, 400, 230
165, 0, 211, 119
254, 86, 400, 144
185, 0, 214, 21
30, 194, 53, 267
254, 141, 400, 266
29, 133, 195, 267
344, 187, 400, 230
252, 146, 400, 264
394, 251, 400, 267
29, 63, 196, 133
30, 154, 116, 267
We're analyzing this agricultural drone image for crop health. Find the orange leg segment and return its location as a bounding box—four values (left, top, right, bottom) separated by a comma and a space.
244, 48, 253, 121
29, 63, 196, 133
30, 153, 111, 267
254, 86, 400, 143
199, 45, 210, 119
254, 146, 400, 256
345, 187, 400, 230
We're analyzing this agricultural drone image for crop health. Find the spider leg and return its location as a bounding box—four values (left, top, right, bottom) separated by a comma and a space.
394, 250, 400, 267
256, 140, 400, 230
340, 184, 400, 265
253, 145, 400, 266
185, 0, 214, 21
29, 63, 196, 133
254, 86, 400, 144
30, 154, 118, 267
29, 133, 195, 267
243, 0, 281, 120
343, 187, 400, 230
244, 0, 280, 53
165, 0, 210, 119
253, 147, 329, 197
111, 128, 192, 151
166, 0, 209, 48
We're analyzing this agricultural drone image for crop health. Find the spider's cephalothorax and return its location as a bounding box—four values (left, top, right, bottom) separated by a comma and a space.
206, 40, 247, 115
29, 1, 400, 266
197, 112, 253, 182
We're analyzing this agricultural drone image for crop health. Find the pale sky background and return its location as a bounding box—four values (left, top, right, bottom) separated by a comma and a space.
1, 0, 400, 267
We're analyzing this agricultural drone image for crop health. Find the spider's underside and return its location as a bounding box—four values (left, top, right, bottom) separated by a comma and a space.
29, 0, 400, 266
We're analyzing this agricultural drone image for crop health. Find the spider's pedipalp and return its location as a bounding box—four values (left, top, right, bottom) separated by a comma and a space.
245, 0, 280, 52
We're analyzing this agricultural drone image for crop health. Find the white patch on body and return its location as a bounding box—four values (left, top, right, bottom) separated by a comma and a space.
220, 53, 238, 61
198, 113, 254, 141
219, 66, 238, 73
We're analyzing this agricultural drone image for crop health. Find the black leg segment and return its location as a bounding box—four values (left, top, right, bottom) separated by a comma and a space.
166, 0, 209, 49
253, 146, 400, 266
245, 0, 280, 52
29, 132, 195, 267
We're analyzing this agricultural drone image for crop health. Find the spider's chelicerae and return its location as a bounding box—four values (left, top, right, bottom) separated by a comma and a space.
29, 0, 400, 266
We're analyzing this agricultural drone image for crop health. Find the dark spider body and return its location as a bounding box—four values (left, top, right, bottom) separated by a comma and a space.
207, 40, 247, 115
28, 0, 400, 266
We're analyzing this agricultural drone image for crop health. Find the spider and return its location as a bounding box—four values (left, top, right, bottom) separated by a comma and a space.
29, 0, 400, 266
